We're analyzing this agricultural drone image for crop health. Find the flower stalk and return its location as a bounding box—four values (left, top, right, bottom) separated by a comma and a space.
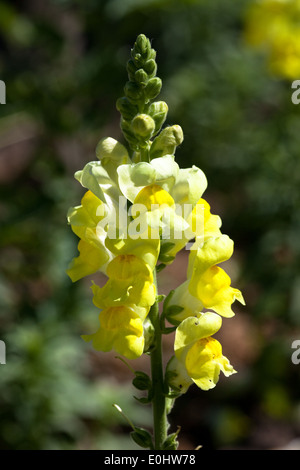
148, 269, 168, 449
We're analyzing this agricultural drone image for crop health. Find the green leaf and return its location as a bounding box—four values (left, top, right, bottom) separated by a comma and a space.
132, 371, 152, 391
130, 427, 153, 449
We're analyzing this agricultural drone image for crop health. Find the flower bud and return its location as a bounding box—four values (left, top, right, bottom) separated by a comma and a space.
150, 125, 184, 159
143, 317, 155, 353
166, 356, 192, 394
124, 81, 143, 103
135, 34, 151, 57
135, 68, 148, 86
144, 59, 157, 77
116, 96, 138, 121
131, 34, 154, 65
121, 118, 139, 148
148, 101, 168, 134
145, 77, 162, 101
127, 59, 138, 81
95, 137, 129, 164
131, 113, 155, 140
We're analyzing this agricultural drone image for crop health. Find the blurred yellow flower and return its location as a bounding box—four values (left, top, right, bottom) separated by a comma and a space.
245, 0, 300, 79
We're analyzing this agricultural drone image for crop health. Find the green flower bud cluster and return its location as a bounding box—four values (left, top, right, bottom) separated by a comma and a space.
116, 34, 169, 155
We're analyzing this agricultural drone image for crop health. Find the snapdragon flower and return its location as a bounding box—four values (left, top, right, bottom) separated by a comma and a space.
167, 312, 236, 392
165, 210, 244, 323
245, 0, 300, 79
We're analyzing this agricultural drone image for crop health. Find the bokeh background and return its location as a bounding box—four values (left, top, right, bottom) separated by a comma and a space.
1, 0, 300, 450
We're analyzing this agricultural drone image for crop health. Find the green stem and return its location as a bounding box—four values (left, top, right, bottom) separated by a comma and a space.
139, 143, 150, 162
149, 269, 168, 450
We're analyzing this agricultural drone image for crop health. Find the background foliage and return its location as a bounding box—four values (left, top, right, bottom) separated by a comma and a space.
1, 0, 300, 449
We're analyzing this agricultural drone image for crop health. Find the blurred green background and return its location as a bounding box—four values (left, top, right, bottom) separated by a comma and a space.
1, 0, 300, 450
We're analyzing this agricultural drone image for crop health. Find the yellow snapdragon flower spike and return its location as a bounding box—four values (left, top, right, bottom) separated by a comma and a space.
82, 305, 145, 359
167, 312, 236, 392
244, 0, 300, 79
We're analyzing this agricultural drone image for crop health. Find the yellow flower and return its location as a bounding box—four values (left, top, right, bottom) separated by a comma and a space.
189, 265, 244, 318
244, 0, 300, 79
167, 312, 236, 392
132, 184, 190, 256
91, 254, 156, 309
105, 227, 160, 272
66, 239, 110, 283
66, 190, 113, 281
189, 198, 222, 242
182, 337, 236, 391
117, 155, 207, 262
188, 235, 245, 318
166, 219, 244, 322
82, 305, 145, 359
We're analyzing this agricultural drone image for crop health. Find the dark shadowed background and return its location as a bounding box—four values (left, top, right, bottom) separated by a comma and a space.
1, 0, 300, 450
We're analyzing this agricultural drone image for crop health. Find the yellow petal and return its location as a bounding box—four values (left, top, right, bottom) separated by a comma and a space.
185, 337, 236, 391
190, 198, 222, 240
189, 266, 245, 318
66, 239, 109, 282
134, 184, 175, 211
174, 312, 222, 361
92, 277, 156, 311
105, 230, 160, 272
82, 306, 144, 359
106, 254, 153, 281
188, 234, 234, 280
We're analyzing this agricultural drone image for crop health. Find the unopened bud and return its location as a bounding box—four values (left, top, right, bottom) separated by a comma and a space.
145, 77, 162, 101
144, 59, 157, 77
135, 34, 150, 56
121, 118, 139, 148
127, 59, 138, 81
116, 96, 138, 121
148, 101, 168, 134
95, 137, 128, 163
150, 125, 184, 159
131, 113, 155, 140
143, 318, 155, 353
124, 81, 143, 103
165, 356, 192, 394
135, 69, 148, 86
